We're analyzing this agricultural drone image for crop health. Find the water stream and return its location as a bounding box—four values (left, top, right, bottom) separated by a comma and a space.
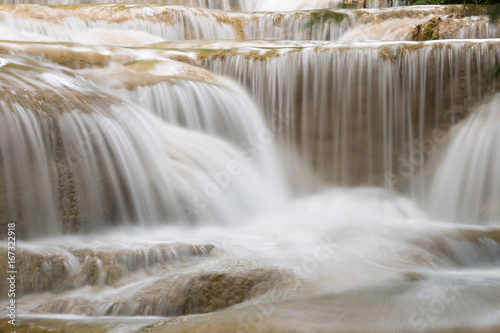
0, 1, 500, 333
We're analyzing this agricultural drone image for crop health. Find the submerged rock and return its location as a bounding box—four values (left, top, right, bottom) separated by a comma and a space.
148, 268, 297, 315
32, 267, 298, 317
0, 244, 214, 297
0, 317, 157, 333
141, 267, 500, 333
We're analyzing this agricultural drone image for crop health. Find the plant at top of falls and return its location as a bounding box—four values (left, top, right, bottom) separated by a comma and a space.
411, 17, 441, 41
411, 0, 445, 4
340, 3, 359, 9
484, 4, 500, 86
302, 10, 348, 32
490, 4, 500, 22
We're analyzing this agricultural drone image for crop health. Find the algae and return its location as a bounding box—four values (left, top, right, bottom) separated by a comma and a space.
412, 17, 441, 41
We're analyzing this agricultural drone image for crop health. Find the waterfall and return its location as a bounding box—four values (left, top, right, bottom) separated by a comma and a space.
0, 5, 238, 43
428, 94, 500, 224
111, 79, 288, 190
2, 1, 500, 332
189, 40, 499, 194
1, 5, 496, 45
0, 56, 287, 238
0, 0, 341, 11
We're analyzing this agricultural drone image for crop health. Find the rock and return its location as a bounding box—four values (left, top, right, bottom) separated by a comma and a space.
0, 317, 157, 333
180, 269, 296, 315
32, 267, 298, 317
343, 0, 365, 8
0, 244, 214, 297
412, 17, 441, 41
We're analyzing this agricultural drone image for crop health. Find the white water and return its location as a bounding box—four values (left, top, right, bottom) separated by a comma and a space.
1, 1, 500, 332
8, 189, 500, 329
428, 94, 500, 224
0, 5, 496, 45
0, 56, 288, 238
0, 0, 341, 10
194, 40, 499, 193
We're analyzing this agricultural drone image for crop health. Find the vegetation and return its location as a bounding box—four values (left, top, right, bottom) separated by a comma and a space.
303, 10, 348, 32
412, 17, 441, 41
405, 0, 500, 84
491, 3, 500, 22
487, 3, 500, 85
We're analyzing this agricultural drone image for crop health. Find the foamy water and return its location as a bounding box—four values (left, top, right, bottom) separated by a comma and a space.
1, 1, 500, 332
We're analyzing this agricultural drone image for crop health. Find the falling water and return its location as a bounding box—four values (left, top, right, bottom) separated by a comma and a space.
0, 5, 496, 45
428, 94, 500, 224
189, 40, 499, 192
1, 1, 500, 332
0, 56, 287, 238
0, 0, 341, 11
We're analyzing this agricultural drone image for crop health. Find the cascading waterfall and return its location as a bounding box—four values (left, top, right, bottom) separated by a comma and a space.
0, 56, 287, 238
112, 79, 288, 191
0, 0, 341, 11
2, 1, 500, 332
115, 80, 264, 148
428, 94, 500, 224
0, 4, 238, 43
1, 5, 496, 45
0, 0, 238, 9
190, 40, 499, 193
340, 6, 499, 40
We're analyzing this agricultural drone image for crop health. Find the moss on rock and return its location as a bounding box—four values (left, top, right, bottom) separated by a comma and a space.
412, 17, 441, 41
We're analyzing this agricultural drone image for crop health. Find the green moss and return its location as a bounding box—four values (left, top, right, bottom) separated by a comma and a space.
424, 18, 441, 40
303, 10, 348, 31
412, 17, 441, 41
309, 10, 347, 24
340, 3, 359, 9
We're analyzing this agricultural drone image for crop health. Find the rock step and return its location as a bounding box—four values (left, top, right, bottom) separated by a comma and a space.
0, 243, 214, 296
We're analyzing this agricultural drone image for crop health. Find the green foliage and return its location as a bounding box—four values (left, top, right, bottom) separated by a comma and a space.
411, 17, 442, 40
310, 10, 347, 25
340, 3, 359, 8
412, 0, 445, 4
481, 64, 500, 88
302, 10, 348, 31
491, 4, 500, 22
423, 18, 440, 39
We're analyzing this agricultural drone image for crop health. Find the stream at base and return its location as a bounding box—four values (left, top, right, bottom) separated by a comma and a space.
4, 187, 500, 332
1, 1, 500, 332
